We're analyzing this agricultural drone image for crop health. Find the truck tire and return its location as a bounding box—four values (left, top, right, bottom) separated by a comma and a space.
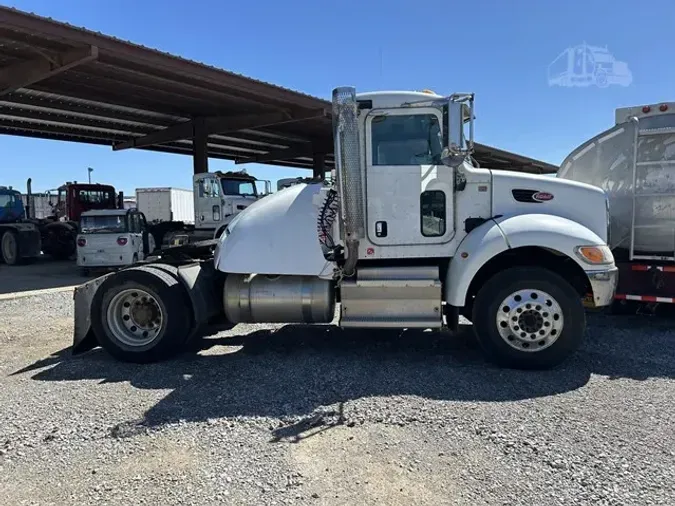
90, 267, 193, 363
471, 266, 585, 370
1, 230, 20, 265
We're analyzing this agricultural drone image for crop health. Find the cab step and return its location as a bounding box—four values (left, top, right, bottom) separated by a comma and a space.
339, 265, 442, 328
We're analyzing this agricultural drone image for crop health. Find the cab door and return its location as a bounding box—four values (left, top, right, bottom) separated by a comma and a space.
364, 108, 455, 247
128, 211, 143, 259
194, 174, 223, 230
138, 212, 153, 257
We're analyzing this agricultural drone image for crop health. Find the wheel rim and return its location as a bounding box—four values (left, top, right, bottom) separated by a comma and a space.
2, 233, 16, 263
106, 288, 164, 347
495, 289, 564, 352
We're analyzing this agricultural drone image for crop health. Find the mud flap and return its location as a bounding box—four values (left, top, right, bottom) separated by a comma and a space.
72, 273, 114, 354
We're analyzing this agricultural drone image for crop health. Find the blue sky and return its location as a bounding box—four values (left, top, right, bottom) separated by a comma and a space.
1, 0, 673, 194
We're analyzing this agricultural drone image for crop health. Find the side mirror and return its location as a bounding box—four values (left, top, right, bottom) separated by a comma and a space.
442, 93, 475, 168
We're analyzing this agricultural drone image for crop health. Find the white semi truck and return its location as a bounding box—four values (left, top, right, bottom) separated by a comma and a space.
142, 170, 272, 248
71, 87, 617, 370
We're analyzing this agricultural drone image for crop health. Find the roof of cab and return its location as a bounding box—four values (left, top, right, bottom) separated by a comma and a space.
356, 90, 444, 109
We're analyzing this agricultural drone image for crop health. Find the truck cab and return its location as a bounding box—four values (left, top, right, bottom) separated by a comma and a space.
193, 170, 271, 238
0, 186, 39, 265
53, 182, 120, 223
0, 186, 25, 223
215, 88, 618, 366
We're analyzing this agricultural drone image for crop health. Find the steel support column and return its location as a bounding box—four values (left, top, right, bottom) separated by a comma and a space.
193, 118, 208, 174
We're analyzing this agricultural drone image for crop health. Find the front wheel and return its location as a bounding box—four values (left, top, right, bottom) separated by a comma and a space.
471, 267, 585, 370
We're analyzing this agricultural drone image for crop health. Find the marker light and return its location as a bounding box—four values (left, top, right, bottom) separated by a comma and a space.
575, 245, 613, 265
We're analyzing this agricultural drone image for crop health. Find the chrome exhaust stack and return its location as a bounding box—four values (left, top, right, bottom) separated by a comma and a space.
331, 87, 365, 276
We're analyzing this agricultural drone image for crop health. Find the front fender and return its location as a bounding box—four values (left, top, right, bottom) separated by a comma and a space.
445, 214, 609, 307
445, 219, 509, 307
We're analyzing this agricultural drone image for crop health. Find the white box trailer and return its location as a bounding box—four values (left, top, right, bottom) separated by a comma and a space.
135, 187, 194, 224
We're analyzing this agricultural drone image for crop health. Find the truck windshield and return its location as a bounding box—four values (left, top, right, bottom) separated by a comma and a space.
0, 193, 17, 207
77, 189, 116, 205
221, 179, 257, 197
80, 215, 127, 234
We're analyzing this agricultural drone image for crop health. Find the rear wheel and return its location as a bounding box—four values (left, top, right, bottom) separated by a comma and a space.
91, 268, 192, 363
1, 230, 20, 265
471, 267, 585, 370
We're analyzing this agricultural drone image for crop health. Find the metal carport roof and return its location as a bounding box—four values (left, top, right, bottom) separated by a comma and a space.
0, 6, 558, 175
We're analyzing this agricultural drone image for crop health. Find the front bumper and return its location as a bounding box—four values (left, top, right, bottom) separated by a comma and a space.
585, 266, 619, 307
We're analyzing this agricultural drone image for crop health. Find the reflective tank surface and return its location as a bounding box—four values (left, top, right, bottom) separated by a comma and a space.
224, 274, 336, 324
558, 115, 675, 254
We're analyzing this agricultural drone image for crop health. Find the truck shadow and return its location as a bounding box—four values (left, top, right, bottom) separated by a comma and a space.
17, 313, 675, 430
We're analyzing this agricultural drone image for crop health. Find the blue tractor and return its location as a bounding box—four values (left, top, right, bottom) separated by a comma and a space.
0, 185, 41, 265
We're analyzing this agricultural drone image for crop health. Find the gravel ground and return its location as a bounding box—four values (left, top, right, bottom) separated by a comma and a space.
1, 291, 674, 506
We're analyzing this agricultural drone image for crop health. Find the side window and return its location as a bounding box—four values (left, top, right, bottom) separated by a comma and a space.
211, 179, 221, 198
420, 190, 446, 237
198, 178, 221, 198
198, 179, 209, 198
371, 113, 443, 166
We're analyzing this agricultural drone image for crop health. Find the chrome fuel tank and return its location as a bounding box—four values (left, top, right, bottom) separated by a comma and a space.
224, 274, 335, 324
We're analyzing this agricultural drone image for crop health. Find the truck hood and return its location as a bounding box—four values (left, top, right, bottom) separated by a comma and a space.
491, 171, 609, 243
214, 183, 334, 276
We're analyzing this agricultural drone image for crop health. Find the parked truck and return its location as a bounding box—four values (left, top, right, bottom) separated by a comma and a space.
71, 87, 617, 370
558, 101, 675, 311
0, 179, 124, 265
142, 170, 272, 248
0, 185, 41, 264
28, 180, 125, 261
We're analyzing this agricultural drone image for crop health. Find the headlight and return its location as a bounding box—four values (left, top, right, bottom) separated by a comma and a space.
574, 245, 613, 265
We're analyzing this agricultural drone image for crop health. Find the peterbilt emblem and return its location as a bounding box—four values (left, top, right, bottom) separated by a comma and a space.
533, 192, 554, 202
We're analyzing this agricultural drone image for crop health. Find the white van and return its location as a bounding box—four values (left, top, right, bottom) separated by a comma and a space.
76, 209, 155, 274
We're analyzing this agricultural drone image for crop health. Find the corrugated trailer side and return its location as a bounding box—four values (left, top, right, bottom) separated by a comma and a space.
136, 188, 172, 223
170, 188, 194, 224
